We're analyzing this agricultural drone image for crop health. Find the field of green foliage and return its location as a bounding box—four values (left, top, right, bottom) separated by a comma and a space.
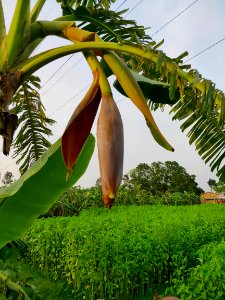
24, 205, 225, 300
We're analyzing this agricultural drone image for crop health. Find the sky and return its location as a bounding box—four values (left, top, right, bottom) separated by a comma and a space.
1, 0, 225, 191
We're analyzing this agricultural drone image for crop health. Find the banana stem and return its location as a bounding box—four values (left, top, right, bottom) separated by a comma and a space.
83, 50, 111, 96
18, 41, 223, 107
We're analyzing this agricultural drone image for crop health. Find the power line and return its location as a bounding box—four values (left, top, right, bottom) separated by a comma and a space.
48, 84, 90, 117
115, 0, 127, 11
116, 97, 126, 104
42, 0, 145, 100
41, 57, 83, 96
49, 85, 126, 117
48, 39, 225, 116
47, 78, 129, 116
184, 37, 225, 63
41, 54, 75, 89
151, 0, 199, 37
124, 0, 145, 17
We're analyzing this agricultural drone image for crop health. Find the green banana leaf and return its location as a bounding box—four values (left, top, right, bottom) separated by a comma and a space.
0, 134, 95, 249
114, 70, 179, 104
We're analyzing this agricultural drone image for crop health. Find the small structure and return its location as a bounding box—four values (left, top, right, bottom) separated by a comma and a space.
200, 192, 225, 204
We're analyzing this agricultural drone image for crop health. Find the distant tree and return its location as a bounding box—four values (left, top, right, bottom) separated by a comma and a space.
123, 161, 204, 195
123, 163, 151, 191
207, 179, 217, 191
212, 181, 225, 193
95, 178, 102, 188
1, 171, 14, 186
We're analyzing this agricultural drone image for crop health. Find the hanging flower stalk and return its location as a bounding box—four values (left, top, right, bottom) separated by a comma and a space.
62, 50, 124, 208
60, 27, 173, 207
60, 39, 173, 208
86, 51, 124, 208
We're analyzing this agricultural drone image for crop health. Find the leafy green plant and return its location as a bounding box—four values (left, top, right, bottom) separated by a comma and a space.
0, 243, 75, 300
1, 171, 14, 186
160, 192, 199, 206
0, 240, 39, 300
168, 241, 225, 299
0, 266, 41, 300
44, 188, 80, 217
25, 205, 225, 299
44, 186, 199, 217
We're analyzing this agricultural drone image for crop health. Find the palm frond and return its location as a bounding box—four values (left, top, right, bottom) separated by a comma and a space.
56, 4, 150, 44
171, 87, 225, 181
11, 76, 55, 174
75, 6, 150, 44
57, 0, 116, 11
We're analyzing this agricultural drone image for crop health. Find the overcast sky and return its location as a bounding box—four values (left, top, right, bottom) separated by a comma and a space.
1, 0, 225, 191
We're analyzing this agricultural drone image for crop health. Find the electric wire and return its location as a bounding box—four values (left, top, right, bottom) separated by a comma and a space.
40, 0, 145, 96
48, 84, 90, 117
124, 0, 144, 17
115, 0, 127, 11
116, 97, 126, 104
151, 0, 199, 37
41, 57, 83, 96
41, 54, 75, 89
49, 87, 127, 117
184, 37, 225, 62
44, 0, 222, 116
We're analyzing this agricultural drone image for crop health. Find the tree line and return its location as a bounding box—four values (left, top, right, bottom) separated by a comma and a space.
45, 161, 204, 217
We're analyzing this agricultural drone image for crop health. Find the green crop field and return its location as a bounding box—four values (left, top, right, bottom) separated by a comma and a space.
25, 205, 225, 299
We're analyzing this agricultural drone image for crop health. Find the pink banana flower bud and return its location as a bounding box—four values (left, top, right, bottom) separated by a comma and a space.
97, 94, 124, 208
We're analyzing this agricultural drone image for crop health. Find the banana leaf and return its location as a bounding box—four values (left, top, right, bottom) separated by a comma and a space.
114, 70, 179, 104
0, 134, 95, 249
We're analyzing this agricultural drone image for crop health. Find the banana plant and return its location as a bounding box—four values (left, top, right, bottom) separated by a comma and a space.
0, 0, 225, 247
